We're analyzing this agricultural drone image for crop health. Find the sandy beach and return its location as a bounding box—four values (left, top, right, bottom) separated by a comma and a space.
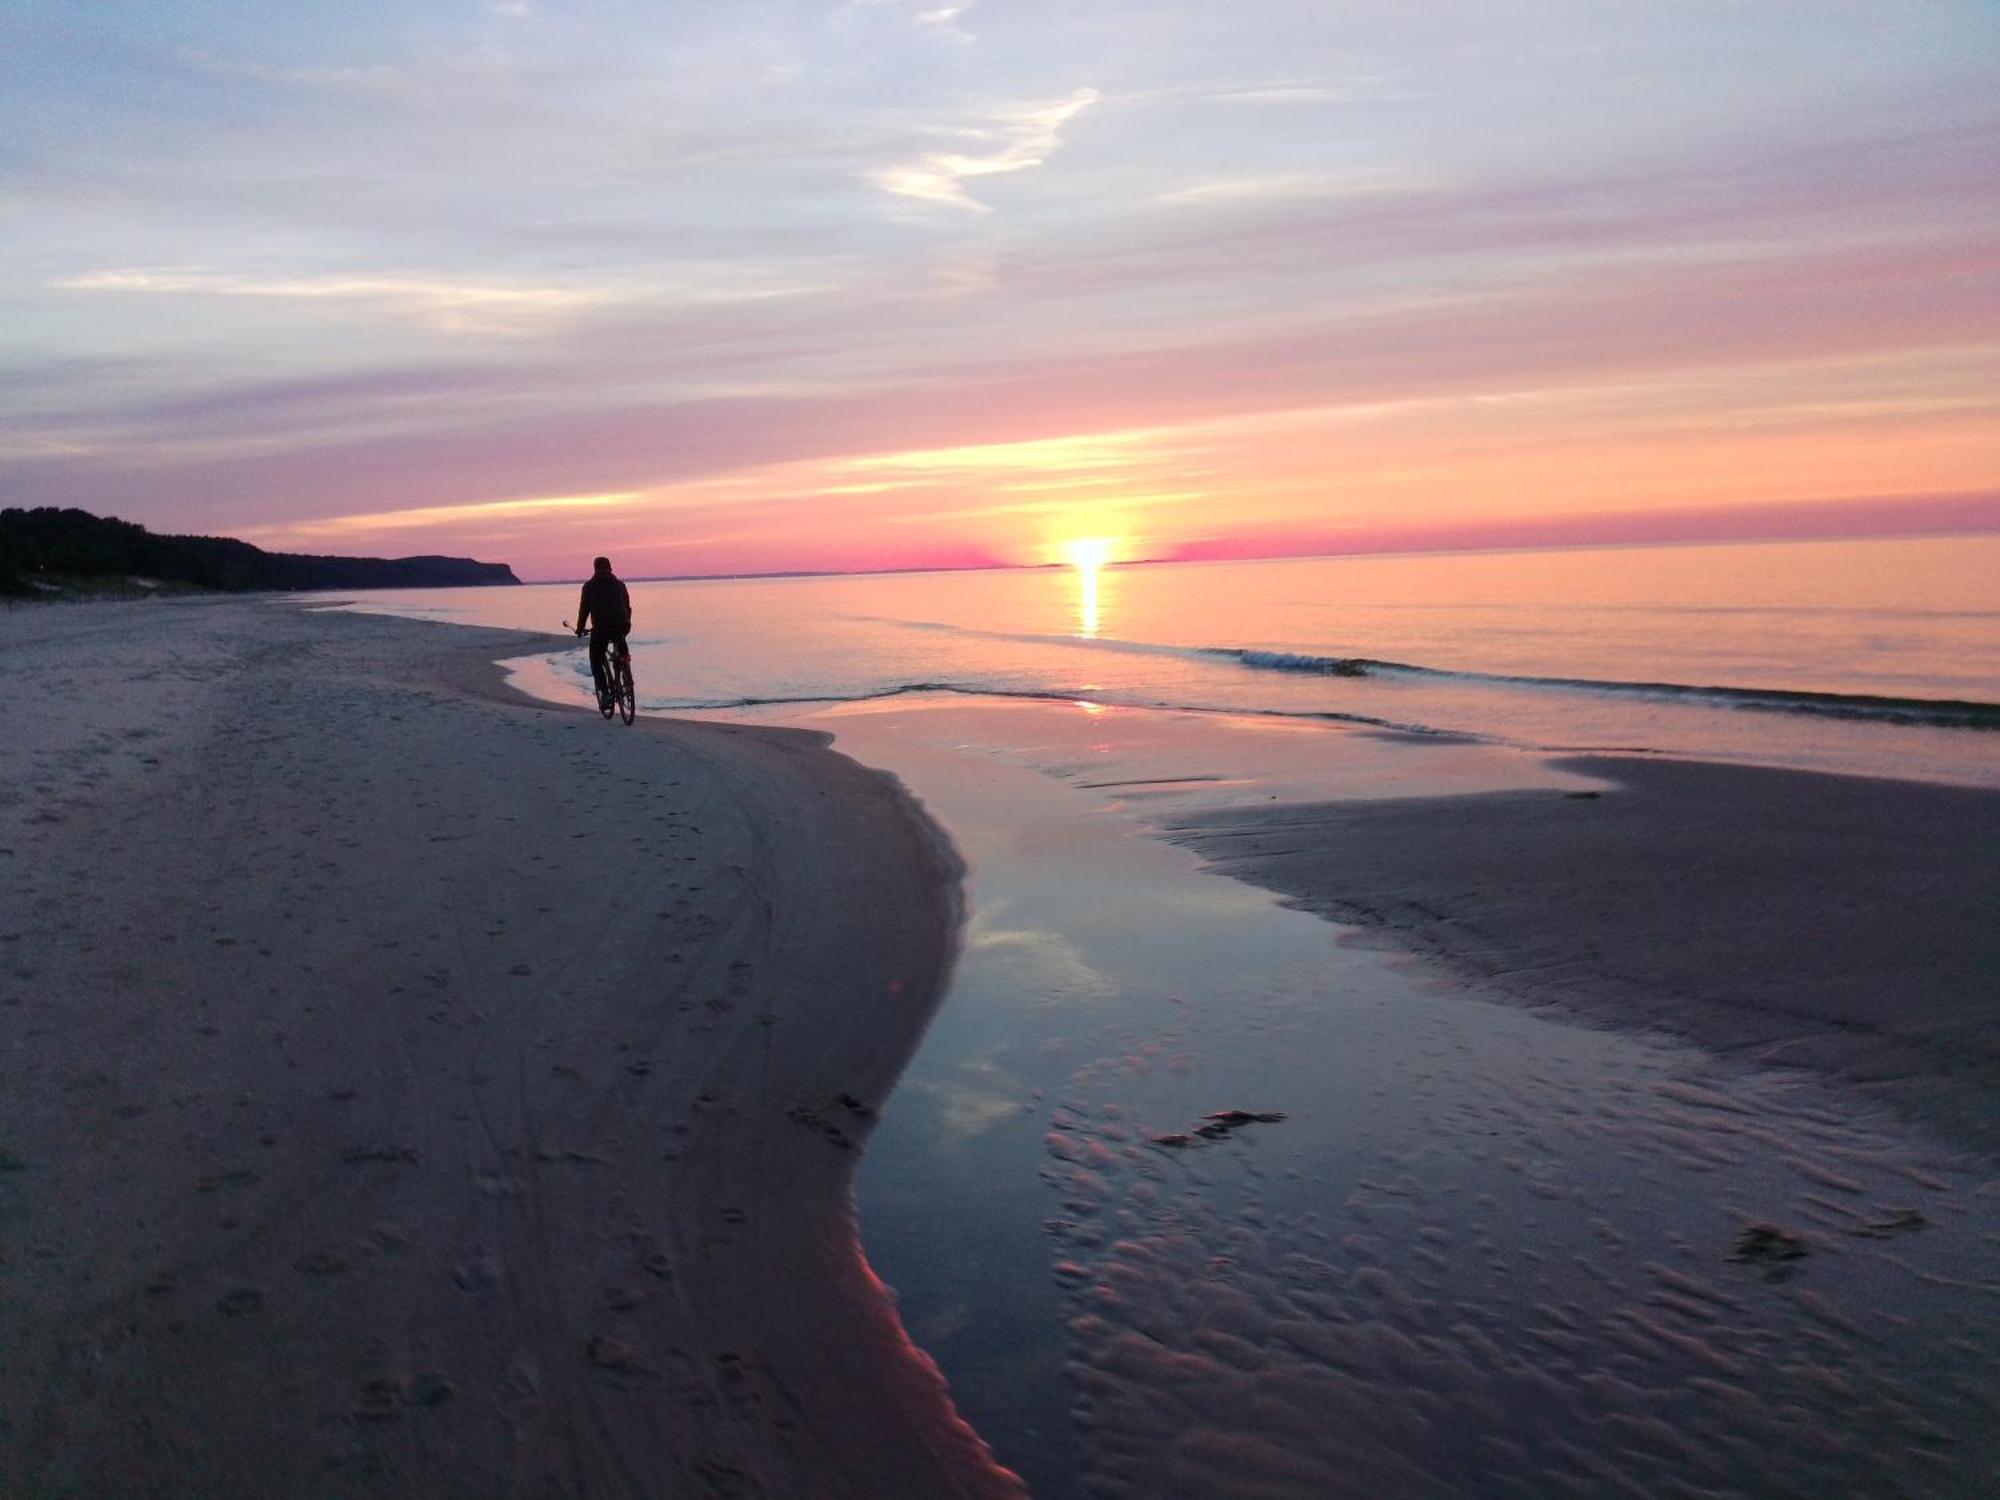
5, 597, 1997, 1499
0, 597, 1023, 1498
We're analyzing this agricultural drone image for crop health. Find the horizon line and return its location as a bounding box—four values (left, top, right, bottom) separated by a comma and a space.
518, 502, 1999, 586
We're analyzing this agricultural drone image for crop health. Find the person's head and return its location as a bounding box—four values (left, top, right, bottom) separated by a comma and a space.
593, 556, 612, 575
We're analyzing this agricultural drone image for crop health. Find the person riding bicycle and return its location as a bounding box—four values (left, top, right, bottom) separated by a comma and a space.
574, 556, 632, 702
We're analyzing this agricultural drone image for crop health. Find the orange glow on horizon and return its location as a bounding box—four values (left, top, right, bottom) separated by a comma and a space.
229, 390, 1997, 580
1061, 536, 1117, 570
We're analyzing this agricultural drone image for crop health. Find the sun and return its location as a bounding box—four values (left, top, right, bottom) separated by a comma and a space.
1061, 537, 1115, 570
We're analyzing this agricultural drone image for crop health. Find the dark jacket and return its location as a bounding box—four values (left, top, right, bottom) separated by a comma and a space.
577, 572, 631, 636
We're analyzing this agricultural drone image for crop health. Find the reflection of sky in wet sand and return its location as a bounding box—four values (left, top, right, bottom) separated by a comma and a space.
817, 701, 1999, 1500
970, 909, 1117, 1004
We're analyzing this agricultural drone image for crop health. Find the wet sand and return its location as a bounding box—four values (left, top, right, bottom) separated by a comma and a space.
758, 700, 2000, 1500
0, 598, 1022, 1498
1164, 756, 2000, 1159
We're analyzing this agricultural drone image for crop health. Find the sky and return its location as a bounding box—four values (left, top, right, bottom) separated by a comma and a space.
2, 1, 1996, 580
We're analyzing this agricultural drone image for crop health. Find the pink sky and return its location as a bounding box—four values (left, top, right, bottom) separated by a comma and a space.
3, 2, 1996, 579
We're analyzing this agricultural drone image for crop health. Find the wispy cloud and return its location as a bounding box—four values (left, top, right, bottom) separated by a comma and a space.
243, 489, 641, 542
848, 0, 977, 36
190, 55, 428, 100
1213, 85, 1340, 106
1156, 167, 1425, 207
52, 267, 595, 333
837, 428, 1163, 477
915, 1, 978, 38
870, 88, 1101, 212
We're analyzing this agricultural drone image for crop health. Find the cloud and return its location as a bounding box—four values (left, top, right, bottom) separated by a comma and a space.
1155, 167, 1425, 207
17, 224, 1995, 543
1212, 85, 1339, 105
240, 489, 642, 542
870, 88, 1101, 212
917, 2, 977, 36
839, 428, 1164, 477
51, 267, 595, 333
191, 56, 420, 96
847, 0, 977, 34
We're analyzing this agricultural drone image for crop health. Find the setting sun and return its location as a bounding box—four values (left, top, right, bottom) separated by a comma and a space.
1061, 537, 1117, 571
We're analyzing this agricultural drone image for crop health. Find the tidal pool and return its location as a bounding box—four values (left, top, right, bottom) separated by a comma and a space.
791, 699, 2000, 1500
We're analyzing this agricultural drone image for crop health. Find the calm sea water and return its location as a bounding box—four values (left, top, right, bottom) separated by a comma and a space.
350, 535, 1999, 786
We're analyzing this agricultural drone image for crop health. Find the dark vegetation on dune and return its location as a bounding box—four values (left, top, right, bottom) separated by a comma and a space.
0, 507, 519, 597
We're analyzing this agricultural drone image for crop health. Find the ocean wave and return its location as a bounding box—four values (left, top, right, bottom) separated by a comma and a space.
661, 680, 1460, 738
1205, 647, 2000, 729
1225, 649, 1375, 676
855, 618, 1998, 730
585, 614, 1997, 734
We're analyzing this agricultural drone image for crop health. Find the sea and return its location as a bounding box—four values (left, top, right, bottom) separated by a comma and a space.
349, 534, 1999, 787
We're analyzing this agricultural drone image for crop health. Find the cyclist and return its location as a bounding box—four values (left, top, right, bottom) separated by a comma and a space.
574, 556, 632, 703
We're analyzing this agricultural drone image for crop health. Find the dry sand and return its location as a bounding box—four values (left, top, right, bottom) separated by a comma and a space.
0, 597, 1025, 1498
1165, 755, 2000, 1159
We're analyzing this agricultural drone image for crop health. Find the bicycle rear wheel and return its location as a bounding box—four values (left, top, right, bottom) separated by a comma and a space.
616, 653, 636, 724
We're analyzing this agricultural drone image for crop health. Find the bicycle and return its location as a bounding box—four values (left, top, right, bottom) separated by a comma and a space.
564, 620, 636, 725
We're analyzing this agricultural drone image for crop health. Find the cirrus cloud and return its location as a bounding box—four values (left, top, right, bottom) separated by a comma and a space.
870, 87, 1102, 212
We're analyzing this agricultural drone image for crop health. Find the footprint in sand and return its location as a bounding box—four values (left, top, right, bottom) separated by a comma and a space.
452, 1256, 502, 1292
195, 1168, 260, 1193
295, 1250, 355, 1275
340, 1144, 419, 1164
583, 1334, 649, 1376
353, 1372, 454, 1420
786, 1102, 861, 1151
626, 1235, 675, 1281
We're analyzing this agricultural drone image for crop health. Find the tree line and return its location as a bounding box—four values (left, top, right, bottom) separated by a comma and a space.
1, 508, 518, 595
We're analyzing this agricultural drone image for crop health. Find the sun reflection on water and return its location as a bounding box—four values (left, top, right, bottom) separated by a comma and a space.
1076, 564, 1100, 637
1062, 538, 1117, 639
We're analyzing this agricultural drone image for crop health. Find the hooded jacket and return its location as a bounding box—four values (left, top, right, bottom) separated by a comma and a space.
577, 570, 631, 636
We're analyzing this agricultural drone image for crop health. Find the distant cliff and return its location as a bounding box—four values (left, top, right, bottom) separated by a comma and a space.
0, 508, 520, 595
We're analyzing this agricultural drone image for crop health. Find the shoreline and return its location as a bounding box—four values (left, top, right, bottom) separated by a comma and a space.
490, 645, 2000, 1165
0, 598, 1023, 1497
1164, 753, 2000, 1160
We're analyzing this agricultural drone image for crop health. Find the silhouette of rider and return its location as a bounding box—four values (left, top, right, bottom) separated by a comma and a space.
574, 556, 632, 700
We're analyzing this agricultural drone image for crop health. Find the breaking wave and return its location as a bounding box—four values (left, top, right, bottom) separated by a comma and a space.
1204, 647, 2000, 729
